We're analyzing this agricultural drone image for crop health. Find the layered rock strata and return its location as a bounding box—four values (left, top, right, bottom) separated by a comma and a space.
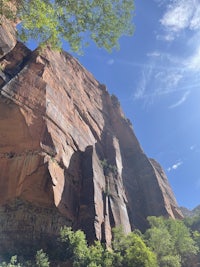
0, 20, 183, 255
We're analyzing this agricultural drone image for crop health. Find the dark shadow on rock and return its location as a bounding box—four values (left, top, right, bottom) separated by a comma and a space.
0, 196, 70, 261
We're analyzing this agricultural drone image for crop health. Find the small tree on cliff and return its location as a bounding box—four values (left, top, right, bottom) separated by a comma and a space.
1, 0, 135, 52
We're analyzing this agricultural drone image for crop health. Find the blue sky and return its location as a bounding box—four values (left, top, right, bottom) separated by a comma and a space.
73, 0, 200, 210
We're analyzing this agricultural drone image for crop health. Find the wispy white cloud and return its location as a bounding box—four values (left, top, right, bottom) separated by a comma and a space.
190, 145, 196, 151
134, 71, 146, 100
147, 51, 161, 57
132, 42, 200, 104
107, 59, 114, 65
185, 45, 200, 71
156, 71, 183, 88
189, 4, 200, 30
132, 54, 185, 102
189, 145, 200, 153
133, 64, 155, 103
154, 0, 168, 6
167, 160, 183, 172
172, 161, 182, 169
168, 90, 190, 109
132, 1, 200, 106
156, 33, 175, 41
160, 0, 200, 39
160, 1, 193, 31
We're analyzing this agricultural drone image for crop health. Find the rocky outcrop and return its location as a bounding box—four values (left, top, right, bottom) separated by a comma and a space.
0, 20, 183, 256
0, 17, 16, 59
180, 205, 200, 218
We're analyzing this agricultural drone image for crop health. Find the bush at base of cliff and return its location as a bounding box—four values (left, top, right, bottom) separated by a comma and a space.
59, 226, 157, 267
0, 256, 22, 267
145, 216, 198, 267
0, 225, 157, 267
111, 226, 157, 267
35, 250, 50, 267
2, 218, 200, 267
0, 250, 49, 267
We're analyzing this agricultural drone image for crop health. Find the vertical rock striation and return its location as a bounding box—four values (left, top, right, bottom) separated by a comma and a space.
0, 17, 16, 59
0, 20, 183, 255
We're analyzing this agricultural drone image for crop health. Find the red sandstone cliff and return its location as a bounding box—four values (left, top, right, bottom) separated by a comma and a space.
0, 20, 183, 255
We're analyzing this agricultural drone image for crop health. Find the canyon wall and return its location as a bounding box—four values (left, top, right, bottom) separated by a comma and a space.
0, 20, 183, 255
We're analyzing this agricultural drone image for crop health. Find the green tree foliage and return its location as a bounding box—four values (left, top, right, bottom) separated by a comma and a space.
184, 214, 200, 232
59, 226, 157, 267
35, 250, 49, 267
1, 221, 200, 266
0, 256, 22, 267
145, 216, 198, 267
112, 226, 158, 267
1, 0, 135, 52
0, 250, 49, 267
59, 226, 89, 267
193, 231, 200, 248
100, 159, 117, 176
59, 226, 115, 267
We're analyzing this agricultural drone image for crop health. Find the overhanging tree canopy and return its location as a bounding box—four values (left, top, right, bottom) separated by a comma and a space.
1, 0, 135, 52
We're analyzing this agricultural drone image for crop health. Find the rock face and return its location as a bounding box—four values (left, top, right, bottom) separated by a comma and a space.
0, 20, 183, 255
180, 205, 200, 218
0, 17, 16, 59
